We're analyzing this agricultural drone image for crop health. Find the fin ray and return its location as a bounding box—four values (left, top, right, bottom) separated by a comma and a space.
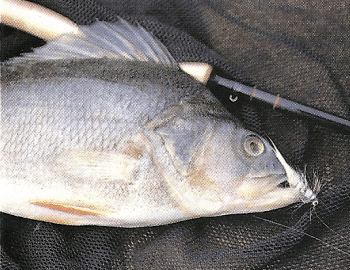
84, 22, 140, 59
10, 20, 177, 67
31, 201, 103, 216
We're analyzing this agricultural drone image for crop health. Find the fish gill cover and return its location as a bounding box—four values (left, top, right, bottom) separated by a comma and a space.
1, 0, 349, 269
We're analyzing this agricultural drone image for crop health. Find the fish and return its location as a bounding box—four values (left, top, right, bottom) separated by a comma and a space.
0, 20, 317, 227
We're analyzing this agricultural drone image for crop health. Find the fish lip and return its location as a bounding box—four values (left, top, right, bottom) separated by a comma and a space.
245, 173, 290, 193
251, 173, 288, 183
249, 173, 290, 191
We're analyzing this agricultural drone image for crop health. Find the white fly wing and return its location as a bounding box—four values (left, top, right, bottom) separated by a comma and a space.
8, 20, 178, 67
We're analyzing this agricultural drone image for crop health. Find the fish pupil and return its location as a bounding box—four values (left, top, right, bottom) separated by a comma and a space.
249, 141, 259, 152
249, 141, 262, 154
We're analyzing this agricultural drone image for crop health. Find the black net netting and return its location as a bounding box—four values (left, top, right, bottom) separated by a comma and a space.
1, 0, 349, 269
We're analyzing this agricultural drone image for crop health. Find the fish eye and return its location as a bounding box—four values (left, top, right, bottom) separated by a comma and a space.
243, 135, 265, 156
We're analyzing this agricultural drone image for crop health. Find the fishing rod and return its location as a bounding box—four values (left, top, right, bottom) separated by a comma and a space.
181, 61, 350, 131
211, 75, 350, 130
2, 0, 350, 131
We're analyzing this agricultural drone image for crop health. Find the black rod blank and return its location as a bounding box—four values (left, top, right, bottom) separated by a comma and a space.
213, 75, 350, 130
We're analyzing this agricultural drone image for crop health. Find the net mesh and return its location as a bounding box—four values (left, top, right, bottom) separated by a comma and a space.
1, 0, 349, 269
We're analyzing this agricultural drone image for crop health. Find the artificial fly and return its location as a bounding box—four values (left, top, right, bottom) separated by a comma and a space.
253, 168, 349, 258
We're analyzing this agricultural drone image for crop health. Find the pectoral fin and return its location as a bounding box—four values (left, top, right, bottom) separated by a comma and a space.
51, 149, 139, 184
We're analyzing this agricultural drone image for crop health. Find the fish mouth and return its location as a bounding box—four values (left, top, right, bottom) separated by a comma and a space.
234, 172, 303, 212
277, 179, 291, 188
254, 173, 294, 195
251, 174, 289, 189
236, 173, 289, 201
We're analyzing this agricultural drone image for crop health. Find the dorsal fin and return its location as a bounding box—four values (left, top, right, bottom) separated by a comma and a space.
10, 19, 177, 67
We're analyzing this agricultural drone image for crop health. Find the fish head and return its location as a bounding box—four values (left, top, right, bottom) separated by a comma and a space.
185, 120, 305, 215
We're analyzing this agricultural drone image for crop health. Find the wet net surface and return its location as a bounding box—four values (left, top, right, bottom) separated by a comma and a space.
1, 0, 349, 269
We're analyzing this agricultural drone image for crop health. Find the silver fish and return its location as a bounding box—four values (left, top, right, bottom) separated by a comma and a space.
0, 21, 317, 227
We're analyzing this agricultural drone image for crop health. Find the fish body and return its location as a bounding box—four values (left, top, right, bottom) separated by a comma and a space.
0, 21, 316, 227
